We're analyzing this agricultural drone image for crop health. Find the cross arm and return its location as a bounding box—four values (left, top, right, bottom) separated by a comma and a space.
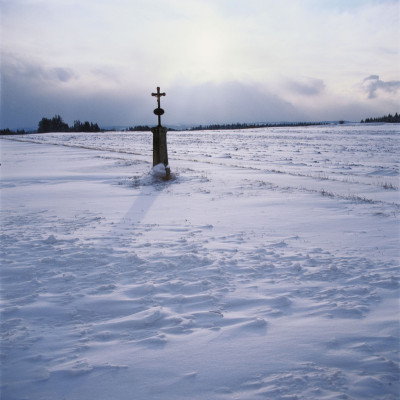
152, 86, 166, 98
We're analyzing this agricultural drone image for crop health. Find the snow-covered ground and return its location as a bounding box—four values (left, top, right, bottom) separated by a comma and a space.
1, 124, 399, 400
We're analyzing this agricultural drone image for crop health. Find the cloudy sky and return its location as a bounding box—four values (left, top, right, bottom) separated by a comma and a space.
1, 0, 399, 129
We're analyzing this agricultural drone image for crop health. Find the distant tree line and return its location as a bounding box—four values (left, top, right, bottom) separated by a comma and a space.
71, 120, 101, 132
38, 115, 69, 132
0, 120, 327, 135
125, 125, 177, 132
38, 115, 100, 133
361, 113, 399, 123
0, 128, 27, 135
125, 125, 151, 132
188, 121, 327, 131
0, 115, 101, 135
7, 114, 398, 136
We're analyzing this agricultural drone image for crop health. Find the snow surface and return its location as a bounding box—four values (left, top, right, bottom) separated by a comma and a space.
1, 124, 399, 400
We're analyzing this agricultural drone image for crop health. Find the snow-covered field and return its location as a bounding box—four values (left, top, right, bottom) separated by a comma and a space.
1, 124, 399, 400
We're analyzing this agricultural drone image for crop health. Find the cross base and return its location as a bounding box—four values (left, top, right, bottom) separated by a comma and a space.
151, 125, 171, 180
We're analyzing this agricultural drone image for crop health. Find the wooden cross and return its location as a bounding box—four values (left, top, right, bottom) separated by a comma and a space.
152, 86, 166, 108
152, 86, 166, 126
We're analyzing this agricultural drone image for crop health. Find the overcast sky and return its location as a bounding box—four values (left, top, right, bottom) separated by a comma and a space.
1, 0, 399, 129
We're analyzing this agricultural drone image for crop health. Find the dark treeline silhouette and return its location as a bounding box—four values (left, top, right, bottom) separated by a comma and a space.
125, 125, 177, 132
361, 113, 399, 123
38, 115, 100, 133
71, 120, 101, 132
188, 121, 326, 131
0, 128, 27, 135
126, 125, 151, 132
0, 120, 327, 135
38, 115, 69, 133
7, 114, 398, 136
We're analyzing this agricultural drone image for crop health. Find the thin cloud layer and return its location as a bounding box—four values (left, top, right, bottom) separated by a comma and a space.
285, 78, 326, 97
2, 54, 76, 85
167, 82, 302, 126
1, 0, 399, 129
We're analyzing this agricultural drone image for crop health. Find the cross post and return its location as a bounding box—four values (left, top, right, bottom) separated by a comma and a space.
151, 86, 170, 180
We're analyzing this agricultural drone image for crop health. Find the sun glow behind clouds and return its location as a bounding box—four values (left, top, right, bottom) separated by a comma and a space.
193, 31, 224, 76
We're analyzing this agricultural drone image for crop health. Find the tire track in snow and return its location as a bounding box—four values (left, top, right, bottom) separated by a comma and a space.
1, 136, 147, 158
3, 136, 398, 209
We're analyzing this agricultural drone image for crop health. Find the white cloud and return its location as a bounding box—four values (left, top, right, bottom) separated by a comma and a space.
362, 75, 400, 99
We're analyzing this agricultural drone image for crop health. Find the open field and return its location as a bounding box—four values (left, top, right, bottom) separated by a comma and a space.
1, 124, 399, 399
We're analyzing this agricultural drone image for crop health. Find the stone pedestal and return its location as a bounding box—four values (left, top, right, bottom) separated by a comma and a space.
151, 125, 170, 180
